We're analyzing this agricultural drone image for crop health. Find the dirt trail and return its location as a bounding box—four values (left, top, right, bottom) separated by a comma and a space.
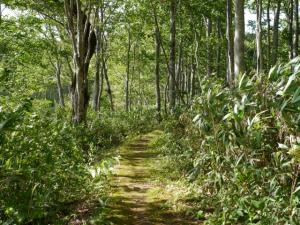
105, 130, 200, 225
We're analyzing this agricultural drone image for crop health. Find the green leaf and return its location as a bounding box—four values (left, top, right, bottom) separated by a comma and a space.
268, 64, 280, 80
282, 74, 296, 95
292, 88, 300, 103
278, 143, 289, 149
196, 210, 205, 220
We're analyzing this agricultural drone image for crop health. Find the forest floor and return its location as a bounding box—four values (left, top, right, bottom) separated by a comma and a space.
102, 130, 201, 225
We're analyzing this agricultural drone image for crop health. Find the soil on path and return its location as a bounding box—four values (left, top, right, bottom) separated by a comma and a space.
105, 130, 201, 225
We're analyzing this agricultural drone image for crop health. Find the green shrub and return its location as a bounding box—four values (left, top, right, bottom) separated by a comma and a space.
159, 59, 300, 224
0, 97, 156, 224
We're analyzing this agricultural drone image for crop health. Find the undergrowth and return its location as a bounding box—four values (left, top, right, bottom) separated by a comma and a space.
0, 97, 156, 224
157, 59, 300, 224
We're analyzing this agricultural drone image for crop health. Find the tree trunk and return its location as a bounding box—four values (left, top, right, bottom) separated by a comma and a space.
294, 0, 299, 57
0, 2, 2, 25
234, 0, 245, 79
227, 0, 234, 85
55, 60, 65, 107
169, 0, 176, 110
256, 0, 263, 74
267, 0, 271, 69
206, 17, 213, 77
125, 25, 131, 112
272, 0, 281, 65
289, 0, 294, 60
64, 0, 96, 123
98, 62, 104, 111
155, 26, 161, 121
164, 83, 168, 115
186, 63, 191, 104
130, 45, 136, 110
194, 30, 200, 92
176, 38, 183, 105
93, 25, 101, 111
191, 55, 196, 98
216, 17, 222, 77
103, 59, 114, 111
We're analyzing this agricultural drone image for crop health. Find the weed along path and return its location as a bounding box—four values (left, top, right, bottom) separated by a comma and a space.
105, 130, 201, 225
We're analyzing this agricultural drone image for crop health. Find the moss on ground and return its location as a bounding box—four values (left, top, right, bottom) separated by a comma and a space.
100, 130, 201, 225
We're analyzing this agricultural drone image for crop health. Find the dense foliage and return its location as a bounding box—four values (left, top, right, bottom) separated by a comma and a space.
1, 0, 300, 224
158, 60, 300, 224
0, 97, 155, 224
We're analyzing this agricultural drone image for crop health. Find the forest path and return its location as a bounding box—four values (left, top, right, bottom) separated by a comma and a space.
105, 130, 200, 225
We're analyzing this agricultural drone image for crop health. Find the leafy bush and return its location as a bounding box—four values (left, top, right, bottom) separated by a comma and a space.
0, 102, 88, 224
158, 59, 300, 224
0, 96, 156, 224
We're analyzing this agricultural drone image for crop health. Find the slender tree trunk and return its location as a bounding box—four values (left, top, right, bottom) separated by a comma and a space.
186, 63, 191, 104
227, 0, 234, 85
103, 59, 114, 111
234, 0, 245, 79
267, 0, 271, 69
191, 55, 196, 98
125, 25, 131, 112
93, 25, 101, 111
138, 69, 142, 113
294, 0, 299, 57
256, 0, 263, 74
99, 63, 104, 111
155, 27, 161, 121
194, 30, 200, 91
55, 60, 65, 107
176, 38, 183, 105
0, 2, 2, 25
169, 0, 176, 110
272, 0, 281, 64
194, 30, 200, 77
164, 83, 168, 114
289, 0, 294, 60
176, 6, 183, 106
206, 17, 213, 76
216, 17, 222, 77
153, 4, 186, 106
130, 45, 136, 110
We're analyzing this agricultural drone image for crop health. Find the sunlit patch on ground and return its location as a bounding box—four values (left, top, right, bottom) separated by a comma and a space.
102, 130, 202, 225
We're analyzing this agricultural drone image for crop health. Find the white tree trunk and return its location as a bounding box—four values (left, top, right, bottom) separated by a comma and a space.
234, 0, 245, 79
227, 0, 234, 85
256, 0, 263, 74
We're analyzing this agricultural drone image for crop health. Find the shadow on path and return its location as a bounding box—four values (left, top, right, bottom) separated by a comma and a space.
106, 131, 201, 225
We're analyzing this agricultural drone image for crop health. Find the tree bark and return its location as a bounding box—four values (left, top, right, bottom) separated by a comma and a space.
64, 0, 96, 123
256, 0, 263, 74
176, 38, 183, 105
267, 0, 271, 69
206, 17, 213, 77
103, 59, 114, 111
155, 26, 161, 121
294, 0, 299, 57
0, 2, 2, 25
191, 55, 196, 98
289, 0, 294, 60
93, 24, 101, 111
226, 0, 234, 85
130, 45, 136, 110
169, 0, 176, 110
272, 0, 281, 65
216, 17, 222, 77
55, 60, 65, 107
234, 0, 245, 79
125, 25, 131, 112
